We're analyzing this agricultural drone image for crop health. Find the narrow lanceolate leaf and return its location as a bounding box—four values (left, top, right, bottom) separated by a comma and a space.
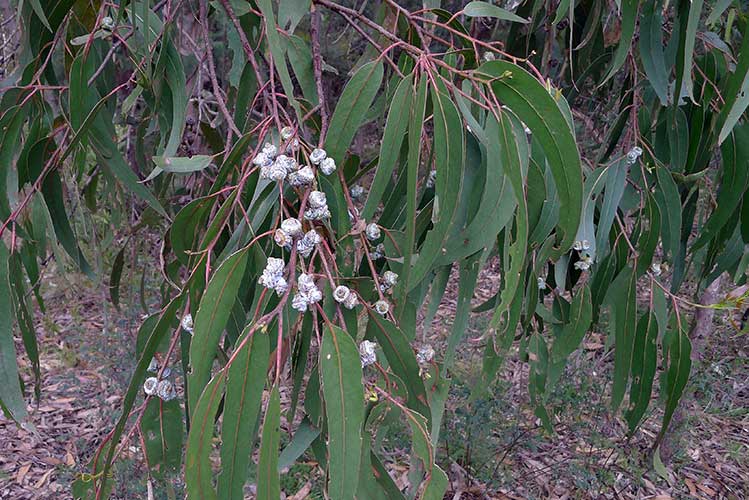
550, 285, 593, 362
187, 248, 250, 414
109, 243, 127, 309
162, 37, 188, 158
257, 0, 303, 121
0, 242, 29, 425
217, 329, 269, 500
321, 325, 365, 500
673, 0, 704, 104
186, 373, 227, 500
479, 61, 582, 256
692, 126, 749, 250
463, 1, 528, 23
151, 155, 214, 175
625, 312, 658, 433
365, 312, 430, 419
141, 398, 183, 473
654, 165, 682, 262
409, 89, 464, 287
656, 318, 692, 446
605, 266, 638, 412
398, 76, 428, 306
256, 386, 281, 500
600, 0, 638, 85
639, 0, 670, 105
362, 73, 413, 220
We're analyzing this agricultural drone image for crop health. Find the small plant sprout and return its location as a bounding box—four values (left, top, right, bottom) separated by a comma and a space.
359, 340, 377, 367
143, 377, 158, 396
259, 257, 288, 295
292, 274, 322, 312
319, 157, 337, 175
309, 148, 327, 164
374, 300, 390, 316
181, 314, 194, 333
365, 223, 381, 241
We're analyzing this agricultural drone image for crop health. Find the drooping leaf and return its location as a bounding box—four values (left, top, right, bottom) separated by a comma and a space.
256, 385, 281, 500
463, 1, 528, 23
321, 325, 365, 499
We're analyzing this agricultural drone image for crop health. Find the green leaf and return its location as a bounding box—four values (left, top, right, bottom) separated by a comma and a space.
605, 266, 638, 412
109, 242, 127, 309
599, 0, 638, 85
0, 242, 30, 425
550, 285, 593, 362
625, 312, 658, 433
278, 418, 320, 470
362, 73, 413, 221
28, 0, 53, 31
408, 89, 464, 286
141, 398, 183, 473
463, 1, 528, 23
152, 155, 214, 175
365, 312, 430, 419
673, 0, 703, 104
186, 373, 227, 500
716, 20, 749, 144
217, 328, 269, 500
656, 317, 692, 445
325, 61, 384, 162
187, 248, 250, 414
479, 61, 582, 256
321, 325, 365, 499
654, 165, 682, 262
639, 0, 670, 105
257, 385, 281, 500
279, 0, 310, 32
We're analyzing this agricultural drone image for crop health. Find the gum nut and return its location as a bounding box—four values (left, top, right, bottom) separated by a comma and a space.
157, 380, 177, 401
333, 285, 351, 303
308, 190, 327, 208
281, 218, 303, 238
274, 228, 290, 247
308, 288, 323, 304
319, 157, 336, 175
276, 154, 297, 173
359, 340, 377, 367
147, 357, 159, 372
144, 377, 158, 395
382, 270, 398, 286
416, 344, 435, 364
280, 126, 294, 140
309, 148, 327, 165
268, 164, 287, 182
343, 293, 359, 309
374, 300, 389, 316
350, 184, 364, 199
294, 166, 315, 184
265, 257, 285, 275
181, 314, 194, 332
292, 293, 308, 312
365, 223, 381, 241
262, 142, 278, 158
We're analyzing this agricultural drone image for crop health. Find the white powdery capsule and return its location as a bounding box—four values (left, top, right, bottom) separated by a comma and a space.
157, 380, 177, 401
296, 229, 322, 258
343, 293, 359, 310
651, 262, 662, 276
262, 142, 278, 159
573, 240, 583, 251
275, 154, 298, 173
253, 151, 272, 167
365, 223, 381, 241
350, 184, 365, 199
371, 243, 386, 260
319, 157, 336, 176
292, 293, 309, 312
581, 240, 591, 251
426, 169, 437, 189
359, 340, 378, 367
102, 16, 114, 30
274, 228, 291, 248
626, 146, 643, 165
537, 277, 547, 290
292, 274, 322, 312
416, 344, 435, 365
181, 314, 194, 333
304, 205, 331, 221
374, 300, 390, 316
309, 148, 327, 165
380, 270, 398, 292
144, 377, 158, 396
333, 285, 351, 303
308, 190, 327, 208
281, 218, 303, 238
259, 257, 287, 295
574, 259, 591, 271
280, 126, 294, 140
261, 162, 287, 182
288, 165, 314, 187
147, 358, 159, 372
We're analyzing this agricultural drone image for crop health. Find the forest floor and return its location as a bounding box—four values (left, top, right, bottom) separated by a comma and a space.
1, 255, 748, 499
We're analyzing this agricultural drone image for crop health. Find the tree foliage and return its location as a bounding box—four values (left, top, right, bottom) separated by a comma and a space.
1, 0, 748, 498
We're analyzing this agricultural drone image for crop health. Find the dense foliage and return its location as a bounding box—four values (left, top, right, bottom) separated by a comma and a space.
1, 0, 748, 497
